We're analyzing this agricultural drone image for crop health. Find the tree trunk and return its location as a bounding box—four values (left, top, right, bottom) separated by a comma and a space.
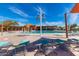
7, 27, 9, 32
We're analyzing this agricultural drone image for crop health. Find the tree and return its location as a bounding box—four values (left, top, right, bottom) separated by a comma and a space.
70, 24, 77, 32
3, 20, 18, 31
36, 14, 46, 29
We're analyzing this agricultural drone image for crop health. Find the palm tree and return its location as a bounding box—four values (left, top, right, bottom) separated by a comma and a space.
70, 24, 77, 32
3, 20, 18, 32
36, 9, 45, 36
0, 21, 4, 36
42, 14, 47, 31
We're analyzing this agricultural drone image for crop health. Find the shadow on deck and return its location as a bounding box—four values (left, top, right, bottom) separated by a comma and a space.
47, 47, 75, 56
5, 37, 75, 56
27, 37, 75, 56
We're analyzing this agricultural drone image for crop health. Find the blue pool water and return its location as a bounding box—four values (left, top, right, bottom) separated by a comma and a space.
31, 30, 65, 33
19, 30, 79, 36
21, 30, 66, 35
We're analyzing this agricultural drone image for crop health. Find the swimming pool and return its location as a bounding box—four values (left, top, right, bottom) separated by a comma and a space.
20, 30, 66, 35
31, 30, 65, 33
20, 30, 79, 36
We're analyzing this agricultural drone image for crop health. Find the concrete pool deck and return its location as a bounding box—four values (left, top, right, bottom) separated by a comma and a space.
0, 32, 79, 56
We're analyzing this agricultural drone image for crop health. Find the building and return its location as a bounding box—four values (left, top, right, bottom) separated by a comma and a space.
36, 26, 63, 30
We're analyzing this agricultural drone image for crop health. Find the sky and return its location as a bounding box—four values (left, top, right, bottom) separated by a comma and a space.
0, 3, 78, 26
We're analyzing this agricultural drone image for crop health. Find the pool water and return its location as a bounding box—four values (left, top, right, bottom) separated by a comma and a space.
20, 30, 79, 35
20, 30, 66, 35
25, 30, 66, 33
31, 30, 65, 33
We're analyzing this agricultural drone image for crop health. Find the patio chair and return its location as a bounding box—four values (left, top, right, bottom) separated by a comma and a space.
0, 41, 13, 56
73, 46, 79, 52
34, 44, 58, 56
67, 38, 79, 44
34, 42, 58, 56
0, 46, 15, 56
0, 49, 8, 56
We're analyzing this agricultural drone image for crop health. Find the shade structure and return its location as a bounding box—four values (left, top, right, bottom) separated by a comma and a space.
71, 3, 79, 13
65, 3, 79, 38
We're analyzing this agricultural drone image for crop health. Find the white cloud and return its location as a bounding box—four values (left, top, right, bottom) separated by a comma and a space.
0, 16, 12, 21
58, 7, 72, 17
35, 7, 46, 14
65, 8, 71, 13
45, 21, 64, 26
9, 7, 29, 18
0, 16, 28, 25
58, 4, 75, 17
64, 4, 75, 13
17, 18, 28, 22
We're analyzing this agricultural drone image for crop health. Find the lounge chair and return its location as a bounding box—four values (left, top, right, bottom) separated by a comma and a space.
12, 40, 30, 56
73, 46, 79, 52
0, 46, 15, 56
67, 38, 79, 44
0, 49, 8, 56
34, 42, 58, 56
0, 41, 13, 56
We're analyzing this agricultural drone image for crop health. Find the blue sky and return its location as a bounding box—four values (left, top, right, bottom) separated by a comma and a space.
0, 3, 78, 26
